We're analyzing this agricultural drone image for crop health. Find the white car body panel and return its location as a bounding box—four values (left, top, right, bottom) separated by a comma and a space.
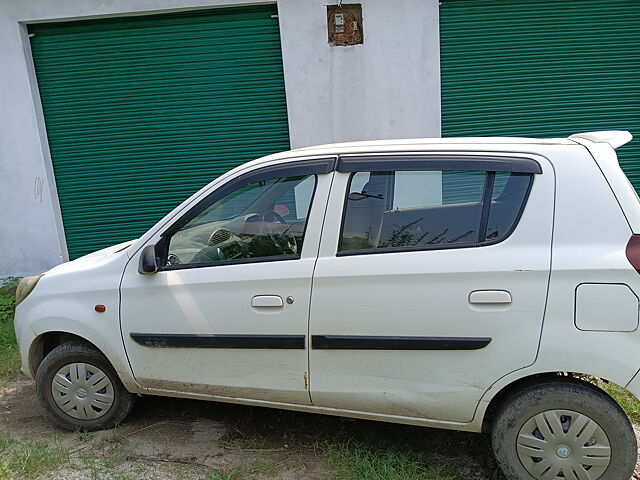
14, 251, 142, 393
571, 137, 640, 233
14, 132, 640, 434
308, 152, 554, 423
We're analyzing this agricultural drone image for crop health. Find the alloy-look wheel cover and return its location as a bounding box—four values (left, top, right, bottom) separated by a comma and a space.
516, 409, 611, 480
51, 363, 115, 420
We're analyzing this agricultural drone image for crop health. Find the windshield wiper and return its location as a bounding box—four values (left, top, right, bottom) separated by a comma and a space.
348, 192, 383, 201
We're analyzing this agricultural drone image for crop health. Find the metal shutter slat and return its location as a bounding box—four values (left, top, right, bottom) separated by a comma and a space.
29, 5, 290, 259
440, 0, 640, 191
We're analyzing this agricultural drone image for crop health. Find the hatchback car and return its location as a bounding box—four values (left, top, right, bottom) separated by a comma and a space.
14, 130, 640, 479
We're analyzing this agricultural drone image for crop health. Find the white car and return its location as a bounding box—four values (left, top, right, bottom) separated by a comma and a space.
14, 131, 640, 479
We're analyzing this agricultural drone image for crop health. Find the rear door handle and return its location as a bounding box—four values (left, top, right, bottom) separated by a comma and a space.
251, 295, 284, 308
469, 290, 512, 304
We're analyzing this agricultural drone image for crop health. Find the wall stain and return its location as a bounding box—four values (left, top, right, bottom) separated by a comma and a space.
34, 176, 44, 203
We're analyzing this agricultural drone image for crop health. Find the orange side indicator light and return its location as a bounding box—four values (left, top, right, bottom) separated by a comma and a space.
95, 305, 106, 313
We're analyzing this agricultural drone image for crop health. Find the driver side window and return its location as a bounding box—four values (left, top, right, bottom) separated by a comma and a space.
166, 174, 316, 267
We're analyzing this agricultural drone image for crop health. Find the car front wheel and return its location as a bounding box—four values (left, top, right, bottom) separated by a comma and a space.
491, 380, 637, 480
35, 342, 136, 431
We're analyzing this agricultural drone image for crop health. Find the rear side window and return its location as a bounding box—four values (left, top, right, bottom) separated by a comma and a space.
339, 169, 532, 254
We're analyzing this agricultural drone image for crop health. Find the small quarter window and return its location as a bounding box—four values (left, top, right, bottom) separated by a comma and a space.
486, 172, 531, 242
339, 169, 532, 254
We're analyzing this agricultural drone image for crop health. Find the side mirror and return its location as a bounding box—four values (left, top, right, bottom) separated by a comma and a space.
139, 244, 159, 274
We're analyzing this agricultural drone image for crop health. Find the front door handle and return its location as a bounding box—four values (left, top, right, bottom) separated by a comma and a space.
469, 290, 512, 304
251, 295, 284, 308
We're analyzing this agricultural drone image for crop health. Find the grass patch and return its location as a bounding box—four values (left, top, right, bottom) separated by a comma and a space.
596, 378, 640, 424
221, 404, 496, 479
206, 467, 245, 480
576, 374, 640, 423
324, 439, 485, 480
0, 278, 21, 388
0, 433, 68, 479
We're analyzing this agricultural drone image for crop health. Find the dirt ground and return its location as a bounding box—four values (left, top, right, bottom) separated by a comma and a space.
1, 377, 639, 479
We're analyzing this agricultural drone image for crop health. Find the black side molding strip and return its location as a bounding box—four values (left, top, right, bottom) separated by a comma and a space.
337, 154, 542, 174
311, 335, 491, 350
130, 333, 305, 349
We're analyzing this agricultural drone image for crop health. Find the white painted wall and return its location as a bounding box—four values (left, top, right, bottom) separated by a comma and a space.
0, 0, 441, 276
279, 0, 440, 148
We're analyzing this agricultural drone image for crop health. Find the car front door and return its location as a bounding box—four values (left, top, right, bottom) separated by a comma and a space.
120, 158, 335, 406
308, 153, 554, 423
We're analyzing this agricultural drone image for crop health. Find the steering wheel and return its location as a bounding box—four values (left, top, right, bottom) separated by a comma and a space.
260, 210, 298, 254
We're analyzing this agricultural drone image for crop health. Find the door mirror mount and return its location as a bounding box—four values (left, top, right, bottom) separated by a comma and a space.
139, 244, 159, 274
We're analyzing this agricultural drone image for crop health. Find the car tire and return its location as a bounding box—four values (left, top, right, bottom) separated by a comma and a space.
491, 379, 637, 480
35, 341, 136, 431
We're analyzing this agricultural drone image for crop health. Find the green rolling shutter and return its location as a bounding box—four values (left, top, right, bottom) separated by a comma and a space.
440, 0, 640, 190
29, 5, 290, 259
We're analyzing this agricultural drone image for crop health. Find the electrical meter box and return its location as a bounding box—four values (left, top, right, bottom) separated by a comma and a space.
327, 4, 363, 46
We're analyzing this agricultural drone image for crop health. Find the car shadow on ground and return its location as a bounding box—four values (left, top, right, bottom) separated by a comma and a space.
136, 393, 500, 471
1, 378, 503, 479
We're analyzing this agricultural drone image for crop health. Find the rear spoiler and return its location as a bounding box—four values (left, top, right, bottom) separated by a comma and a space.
569, 130, 633, 149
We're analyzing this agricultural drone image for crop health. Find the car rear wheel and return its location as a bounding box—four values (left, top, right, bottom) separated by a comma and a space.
491, 380, 636, 480
35, 342, 136, 431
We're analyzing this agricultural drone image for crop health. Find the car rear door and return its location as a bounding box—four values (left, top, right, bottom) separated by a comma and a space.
308, 153, 554, 423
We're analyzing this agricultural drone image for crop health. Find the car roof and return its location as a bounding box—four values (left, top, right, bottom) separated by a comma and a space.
252, 136, 574, 165
247, 131, 632, 168
293, 135, 574, 153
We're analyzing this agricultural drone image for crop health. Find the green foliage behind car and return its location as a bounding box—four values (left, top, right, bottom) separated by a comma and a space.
0, 277, 20, 387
